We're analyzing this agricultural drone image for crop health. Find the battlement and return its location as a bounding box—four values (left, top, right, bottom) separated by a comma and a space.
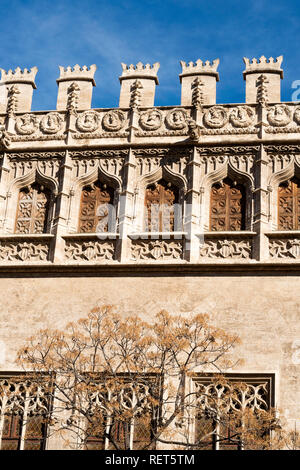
243, 56, 283, 78
180, 59, 220, 80
57, 64, 97, 85
0, 66, 38, 88
119, 62, 160, 85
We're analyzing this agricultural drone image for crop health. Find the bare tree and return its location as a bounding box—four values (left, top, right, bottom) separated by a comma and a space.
15, 304, 281, 450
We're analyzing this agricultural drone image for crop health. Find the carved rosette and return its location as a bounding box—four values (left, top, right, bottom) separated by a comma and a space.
40, 112, 63, 134
15, 114, 39, 135
203, 106, 228, 128
65, 239, 115, 262
165, 108, 187, 130
269, 238, 300, 259
139, 109, 162, 131
102, 110, 125, 132
229, 106, 254, 128
76, 111, 100, 132
199, 238, 252, 259
0, 240, 50, 262
131, 239, 183, 261
267, 105, 291, 127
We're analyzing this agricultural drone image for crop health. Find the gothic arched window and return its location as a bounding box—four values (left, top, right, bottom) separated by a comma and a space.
210, 178, 246, 231
79, 181, 115, 233
278, 177, 300, 230
15, 183, 51, 234
144, 179, 179, 232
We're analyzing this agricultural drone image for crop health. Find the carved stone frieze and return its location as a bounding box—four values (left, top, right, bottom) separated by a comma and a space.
267, 104, 291, 127
269, 238, 300, 259
73, 131, 129, 139
70, 149, 129, 159
65, 238, 115, 261
15, 114, 39, 135
131, 239, 183, 261
165, 108, 187, 130
40, 112, 63, 134
229, 106, 254, 128
197, 145, 260, 156
76, 111, 99, 132
199, 238, 252, 259
202, 127, 258, 135
135, 129, 188, 137
0, 239, 50, 262
102, 110, 125, 132
139, 109, 162, 131
203, 106, 228, 128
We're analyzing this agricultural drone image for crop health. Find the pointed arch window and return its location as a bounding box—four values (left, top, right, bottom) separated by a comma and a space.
144, 179, 179, 232
210, 178, 246, 231
79, 181, 115, 233
15, 183, 51, 234
278, 177, 300, 230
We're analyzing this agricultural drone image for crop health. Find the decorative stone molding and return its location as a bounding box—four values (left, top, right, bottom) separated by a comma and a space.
130, 238, 183, 261
267, 104, 291, 127
15, 113, 39, 135
64, 235, 116, 262
40, 112, 63, 134
102, 110, 125, 132
203, 106, 228, 128
268, 234, 300, 259
229, 106, 254, 128
0, 235, 52, 262
165, 108, 187, 130
139, 109, 162, 130
76, 111, 99, 132
199, 234, 253, 259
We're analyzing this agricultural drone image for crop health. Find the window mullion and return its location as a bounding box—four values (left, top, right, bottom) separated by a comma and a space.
0, 393, 8, 449
19, 390, 29, 451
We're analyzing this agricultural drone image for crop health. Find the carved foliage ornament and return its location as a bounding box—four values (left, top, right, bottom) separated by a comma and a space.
76, 111, 100, 132
65, 239, 115, 261
229, 106, 254, 128
203, 106, 228, 128
102, 110, 125, 132
131, 239, 183, 261
199, 238, 252, 259
40, 112, 63, 134
139, 109, 162, 130
0, 240, 49, 262
269, 238, 300, 259
267, 104, 291, 127
165, 108, 187, 130
15, 114, 39, 135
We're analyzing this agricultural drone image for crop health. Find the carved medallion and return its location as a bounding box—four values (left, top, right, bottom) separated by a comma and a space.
139, 109, 162, 131
15, 114, 39, 135
102, 110, 125, 132
229, 106, 254, 128
76, 111, 100, 132
267, 105, 291, 127
203, 106, 228, 128
165, 108, 187, 130
293, 107, 300, 125
40, 112, 63, 134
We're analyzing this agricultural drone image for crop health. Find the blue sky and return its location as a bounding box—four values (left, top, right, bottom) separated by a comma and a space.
0, 0, 300, 110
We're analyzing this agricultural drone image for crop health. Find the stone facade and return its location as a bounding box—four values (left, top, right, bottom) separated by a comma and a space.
0, 56, 299, 449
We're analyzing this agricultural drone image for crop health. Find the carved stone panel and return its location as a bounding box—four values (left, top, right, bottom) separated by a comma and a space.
0, 239, 50, 262
65, 238, 115, 261
278, 178, 300, 230
199, 237, 252, 259
15, 184, 51, 234
269, 237, 300, 259
131, 239, 183, 261
210, 179, 245, 231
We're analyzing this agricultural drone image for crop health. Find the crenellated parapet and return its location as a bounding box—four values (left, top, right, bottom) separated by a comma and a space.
56, 64, 97, 111
243, 56, 283, 103
0, 66, 38, 114
119, 62, 160, 108
179, 59, 219, 106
